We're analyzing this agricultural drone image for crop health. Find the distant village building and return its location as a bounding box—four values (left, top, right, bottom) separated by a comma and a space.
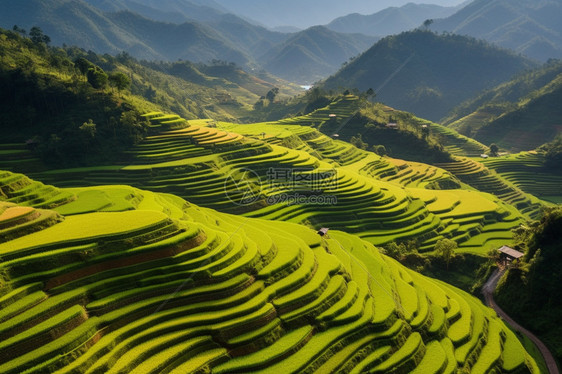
480, 154, 489, 158
498, 245, 524, 267
386, 123, 398, 129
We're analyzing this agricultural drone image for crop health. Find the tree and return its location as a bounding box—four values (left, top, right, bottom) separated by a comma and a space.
489, 143, 499, 156
350, 134, 368, 150
366, 88, 375, 99
382, 242, 407, 260
29, 26, 50, 45
86, 67, 108, 89
74, 57, 95, 76
265, 87, 279, 103
12, 25, 26, 35
79, 119, 97, 138
423, 19, 434, 29
435, 238, 457, 270
373, 145, 387, 156
108, 72, 131, 94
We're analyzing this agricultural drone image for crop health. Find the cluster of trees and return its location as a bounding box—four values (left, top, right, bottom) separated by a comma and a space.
540, 135, 562, 171
12, 25, 50, 45
74, 57, 130, 93
0, 27, 146, 167
332, 105, 453, 164
495, 207, 562, 361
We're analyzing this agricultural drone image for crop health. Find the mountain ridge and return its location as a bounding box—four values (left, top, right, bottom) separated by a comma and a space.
327, 3, 460, 36
431, 0, 562, 61
321, 30, 537, 121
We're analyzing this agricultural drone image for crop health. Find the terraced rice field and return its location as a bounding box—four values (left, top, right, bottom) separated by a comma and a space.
21, 99, 530, 255
434, 157, 544, 219
479, 151, 562, 203
0, 170, 540, 373
430, 124, 489, 157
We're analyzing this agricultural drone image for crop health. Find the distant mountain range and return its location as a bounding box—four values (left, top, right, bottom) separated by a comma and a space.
212, 0, 466, 29
1, 0, 251, 63
3, 0, 562, 86
431, 0, 562, 61
322, 30, 537, 121
327, 3, 461, 37
0, 0, 375, 83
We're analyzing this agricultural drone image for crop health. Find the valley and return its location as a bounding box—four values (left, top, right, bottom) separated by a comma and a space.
1, 0, 562, 372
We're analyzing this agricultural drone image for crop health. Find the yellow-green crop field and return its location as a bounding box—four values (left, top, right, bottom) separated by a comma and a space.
0, 170, 540, 373
19, 96, 546, 256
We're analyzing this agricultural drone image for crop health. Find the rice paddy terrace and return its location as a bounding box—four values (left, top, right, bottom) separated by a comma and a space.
0, 170, 540, 373
433, 157, 544, 219
478, 152, 562, 204
25, 100, 529, 255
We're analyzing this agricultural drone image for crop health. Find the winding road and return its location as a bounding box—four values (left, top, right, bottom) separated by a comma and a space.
483, 269, 560, 374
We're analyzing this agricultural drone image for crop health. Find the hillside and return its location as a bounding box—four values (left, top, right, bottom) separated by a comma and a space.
444, 59, 562, 152
471, 75, 562, 152
322, 30, 537, 121
0, 27, 301, 167
0, 170, 541, 373
443, 60, 562, 130
431, 0, 562, 61
259, 26, 377, 84
327, 3, 459, 37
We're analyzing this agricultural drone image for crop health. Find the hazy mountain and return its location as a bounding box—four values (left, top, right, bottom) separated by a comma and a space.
0, 0, 250, 64
205, 14, 289, 59
2, 0, 383, 81
82, 0, 228, 23
213, 0, 466, 29
327, 3, 460, 37
83, 0, 289, 62
259, 26, 377, 84
431, 0, 562, 61
322, 30, 537, 121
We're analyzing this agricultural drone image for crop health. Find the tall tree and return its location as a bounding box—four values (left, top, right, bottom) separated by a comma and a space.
435, 239, 457, 270
29, 26, 50, 45
87, 67, 108, 89
109, 72, 131, 94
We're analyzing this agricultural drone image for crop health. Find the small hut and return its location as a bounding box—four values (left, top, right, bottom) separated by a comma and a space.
317, 228, 329, 237
498, 246, 524, 267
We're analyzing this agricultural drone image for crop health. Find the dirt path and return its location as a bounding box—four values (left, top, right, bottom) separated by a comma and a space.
483, 269, 560, 374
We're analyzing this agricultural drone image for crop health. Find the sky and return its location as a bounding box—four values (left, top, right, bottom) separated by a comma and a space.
214, 0, 470, 29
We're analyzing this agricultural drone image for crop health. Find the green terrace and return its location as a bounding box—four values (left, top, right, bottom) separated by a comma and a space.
429, 124, 489, 157
9, 109, 529, 255
0, 171, 540, 373
479, 151, 562, 204
434, 157, 544, 219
